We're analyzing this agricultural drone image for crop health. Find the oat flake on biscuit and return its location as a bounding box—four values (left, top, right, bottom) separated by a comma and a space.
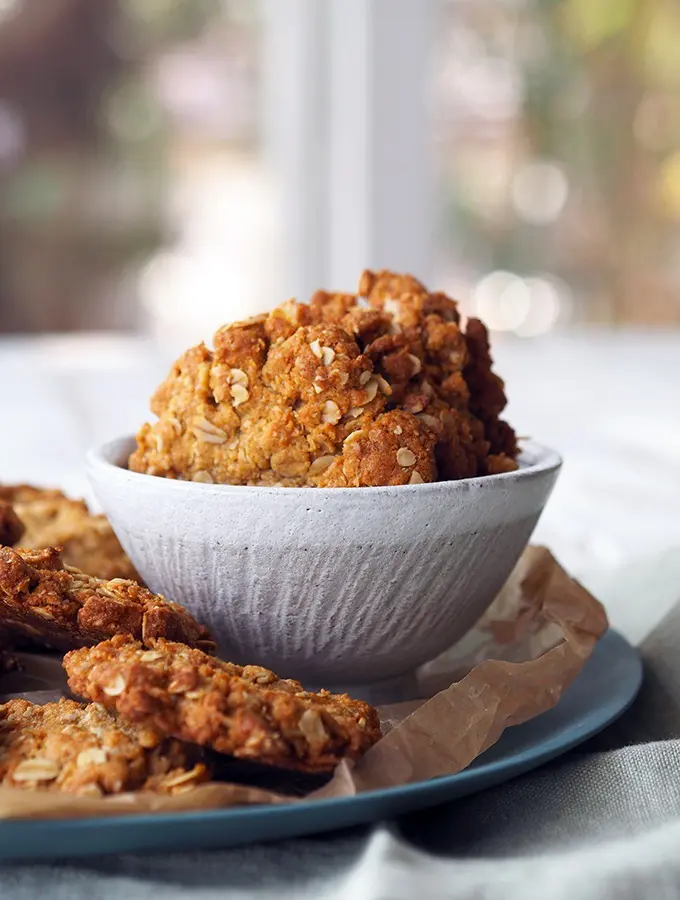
0, 546, 214, 653
0, 698, 208, 796
129, 269, 518, 487
64, 634, 382, 774
0, 483, 138, 582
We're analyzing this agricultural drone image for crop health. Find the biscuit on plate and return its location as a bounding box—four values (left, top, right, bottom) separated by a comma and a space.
0, 546, 214, 653
128, 269, 518, 487
0, 698, 208, 796
0, 484, 138, 582
64, 635, 382, 773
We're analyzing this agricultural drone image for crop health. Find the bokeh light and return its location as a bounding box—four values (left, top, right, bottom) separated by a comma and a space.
473, 271, 570, 336
474, 271, 531, 332
104, 81, 163, 144
0, 0, 21, 24
138, 250, 253, 342
565, 0, 636, 50
511, 161, 569, 225
516, 277, 568, 337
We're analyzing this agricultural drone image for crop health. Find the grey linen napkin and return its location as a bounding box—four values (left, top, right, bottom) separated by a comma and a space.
4, 590, 680, 899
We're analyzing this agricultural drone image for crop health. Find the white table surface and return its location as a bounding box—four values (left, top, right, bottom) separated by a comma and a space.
1, 329, 678, 645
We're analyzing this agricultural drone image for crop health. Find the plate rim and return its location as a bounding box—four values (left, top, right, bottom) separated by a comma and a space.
0, 629, 642, 843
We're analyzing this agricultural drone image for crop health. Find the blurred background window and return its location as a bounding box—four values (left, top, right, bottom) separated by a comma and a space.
0, 0, 271, 341
433, 0, 680, 333
0, 0, 679, 341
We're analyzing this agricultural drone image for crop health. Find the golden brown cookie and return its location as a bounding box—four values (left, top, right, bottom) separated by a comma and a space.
0, 484, 138, 581
0, 546, 214, 653
129, 270, 518, 486
64, 635, 382, 774
463, 318, 518, 472
315, 409, 437, 487
0, 501, 23, 547
0, 698, 209, 796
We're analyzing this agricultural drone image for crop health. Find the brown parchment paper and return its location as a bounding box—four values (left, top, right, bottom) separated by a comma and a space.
0, 546, 608, 819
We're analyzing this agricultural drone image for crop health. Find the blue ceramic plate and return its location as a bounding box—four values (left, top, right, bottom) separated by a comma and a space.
0, 630, 641, 861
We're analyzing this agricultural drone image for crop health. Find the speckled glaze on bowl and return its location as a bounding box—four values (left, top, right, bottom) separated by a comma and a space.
87, 438, 561, 698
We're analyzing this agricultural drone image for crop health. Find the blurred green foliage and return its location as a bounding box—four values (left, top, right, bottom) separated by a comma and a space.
440, 0, 680, 324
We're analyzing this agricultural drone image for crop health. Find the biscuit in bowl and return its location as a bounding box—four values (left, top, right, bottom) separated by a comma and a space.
128, 269, 518, 488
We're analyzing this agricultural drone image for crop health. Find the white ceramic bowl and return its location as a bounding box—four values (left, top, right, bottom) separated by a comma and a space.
87, 437, 560, 699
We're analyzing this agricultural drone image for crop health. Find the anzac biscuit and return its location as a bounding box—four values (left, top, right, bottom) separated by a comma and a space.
65, 635, 382, 773
0, 484, 138, 581
129, 270, 518, 486
0, 698, 208, 796
0, 546, 214, 652
0, 501, 23, 547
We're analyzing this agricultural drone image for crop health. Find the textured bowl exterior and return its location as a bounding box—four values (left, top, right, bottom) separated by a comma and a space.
87, 438, 561, 690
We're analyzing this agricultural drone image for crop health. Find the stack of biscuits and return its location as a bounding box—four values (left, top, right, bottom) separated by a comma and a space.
0, 488, 381, 798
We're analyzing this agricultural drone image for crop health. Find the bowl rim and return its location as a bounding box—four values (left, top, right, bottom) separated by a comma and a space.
87, 435, 562, 498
